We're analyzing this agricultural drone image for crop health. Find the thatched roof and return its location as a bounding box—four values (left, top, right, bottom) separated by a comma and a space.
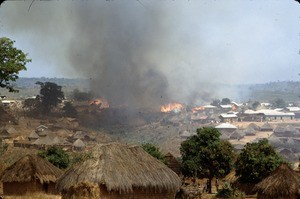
247, 123, 260, 131
230, 130, 245, 139
260, 122, 273, 131
57, 142, 181, 193
32, 133, 70, 146
28, 131, 39, 139
254, 164, 300, 198
244, 127, 256, 136
0, 154, 63, 184
73, 139, 85, 148
224, 170, 238, 184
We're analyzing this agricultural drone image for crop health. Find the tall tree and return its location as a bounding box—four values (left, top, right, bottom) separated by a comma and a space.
221, 98, 231, 105
141, 143, 165, 163
36, 81, 64, 113
180, 127, 235, 193
235, 139, 285, 184
0, 37, 31, 92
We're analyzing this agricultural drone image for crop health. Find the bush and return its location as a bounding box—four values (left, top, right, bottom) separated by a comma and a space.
216, 182, 245, 199
38, 146, 70, 169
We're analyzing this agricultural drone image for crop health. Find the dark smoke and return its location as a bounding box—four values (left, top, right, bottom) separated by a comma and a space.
67, 1, 170, 109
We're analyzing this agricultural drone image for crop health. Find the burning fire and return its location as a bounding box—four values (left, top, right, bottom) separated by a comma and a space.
161, 103, 184, 113
192, 106, 205, 113
90, 99, 110, 109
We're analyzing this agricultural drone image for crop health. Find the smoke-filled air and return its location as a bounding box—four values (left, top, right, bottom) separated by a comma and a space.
0, 0, 299, 108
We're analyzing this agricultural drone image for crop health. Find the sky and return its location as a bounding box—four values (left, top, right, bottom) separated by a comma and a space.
0, 0, 300, 103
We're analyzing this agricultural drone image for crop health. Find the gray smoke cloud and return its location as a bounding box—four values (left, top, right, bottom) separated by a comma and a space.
1, 0, 299, 108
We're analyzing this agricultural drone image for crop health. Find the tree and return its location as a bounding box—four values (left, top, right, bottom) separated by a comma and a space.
251, 101, 260, 110
272, 98, 286, 108
36, 81, 64, 112
221, 98, 231, 105
62, 101, 77, 117
38, 146, 70, 169
235, 139, 285, 184
180, 127, 235, 193
72, 88, 93, 101
0, 37, 31, 92
141, 143, 165, 163
211, 99, 220, 106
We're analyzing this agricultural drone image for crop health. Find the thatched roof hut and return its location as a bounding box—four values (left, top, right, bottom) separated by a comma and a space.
57, 142, 181, 199
244, 127, 256, 136
254, 164, 300, 199
247, 123, 260, 131
260, 122, 273, 131
230, 130, 245, 140
0, 127, 18, 139
0, 154, 63, 195
164, 152, 181, 175
72, 139, 86, 151
28, 131, 39, 141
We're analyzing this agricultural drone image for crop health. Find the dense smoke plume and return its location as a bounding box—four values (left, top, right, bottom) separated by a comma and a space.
1, 1, 299, 109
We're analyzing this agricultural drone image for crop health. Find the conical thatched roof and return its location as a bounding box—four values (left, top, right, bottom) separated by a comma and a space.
260, 122, 273, 131
254, 164, 300, 198
0, 154, 63, 184
33, 133, 70, 146
224, 170, 238, 184
56, 142, 181, 193
244, 127, 256, 136
73, 139, 85, 148
247, 123, 260, 131
28, 131, 39, 139
230, 130, 245, 139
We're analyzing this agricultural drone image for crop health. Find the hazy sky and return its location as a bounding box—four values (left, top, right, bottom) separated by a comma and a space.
0, 0, 299, 85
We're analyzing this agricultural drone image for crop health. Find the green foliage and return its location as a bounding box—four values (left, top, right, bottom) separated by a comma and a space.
211, 99, 221, 106
23, 96, 42, 115
221, 98, 231, 105
235, 139, 285, 183
38, 146, 70, 169
141, 143, 165, 163
180, 127, 235, 193
272, 98, 286, 108
72, 89, 93, 101
36, 81, 64, 112
62, 101, 78, 117
0, 37, 31, 92
216, 182, 245, 199
251, 101, 260, 110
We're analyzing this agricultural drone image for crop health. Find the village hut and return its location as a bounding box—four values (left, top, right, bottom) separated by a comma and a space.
220, 133, 230, 140
0, 154, 63, 195
274, 125, 299, 137
28, 131, 39, 141
247, 123, 260, 131
56, 142, 181, 199
223, 170, 238, 184
260, 122, 273, 131
254, 164, 300, 199
72, 139, 86, 151
244, 127, 256, 136
179, 130, 192, 139
215, 123, 237, 134
230, 130, 245, 140
164, 152, 181, 175
0, 127, 18, 139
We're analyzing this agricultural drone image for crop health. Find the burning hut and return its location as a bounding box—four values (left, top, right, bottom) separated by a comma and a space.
0, 154, 63, 195
56, 142, 181, 199
254, 164, 300, 199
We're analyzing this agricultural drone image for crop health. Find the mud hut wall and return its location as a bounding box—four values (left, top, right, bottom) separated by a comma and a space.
3, 181, 58, 195
63, 185, 177, 199
99, 186, 177, 199
3, 181, 40, 195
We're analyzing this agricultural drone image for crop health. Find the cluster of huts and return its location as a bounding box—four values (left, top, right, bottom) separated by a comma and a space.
0, 142, 182, 198
0, 121, 93, 152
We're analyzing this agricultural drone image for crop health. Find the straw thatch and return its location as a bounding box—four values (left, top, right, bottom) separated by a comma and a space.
244, 127, 256, 136
164, 152, 181, 175
28, 131, 39, 141
247, 123, 260, 131
0, 154, 63, 184
72, 139, 85, 151
223, 170, 238, 184
254, 164, 300, 199
57, 142, 181, 194
230, 130, 245, 140
260, 122, 273, 131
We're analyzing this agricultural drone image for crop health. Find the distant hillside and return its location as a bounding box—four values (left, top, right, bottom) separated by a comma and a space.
0, 77, 90, 99
248, 81, 300, 103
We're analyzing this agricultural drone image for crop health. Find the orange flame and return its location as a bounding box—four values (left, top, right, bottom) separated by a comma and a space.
161, 103, 184, 113
192, 106, 205, 113
90, 99, 109, 109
